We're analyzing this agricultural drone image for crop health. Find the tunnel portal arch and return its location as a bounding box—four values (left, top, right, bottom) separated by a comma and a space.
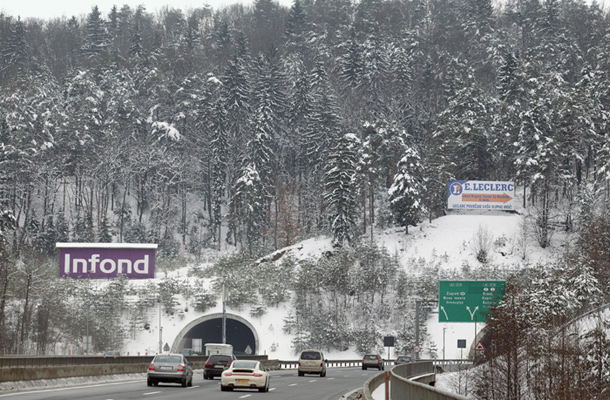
171, 313, 259, 355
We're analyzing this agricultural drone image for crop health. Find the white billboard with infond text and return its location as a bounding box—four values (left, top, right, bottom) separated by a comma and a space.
447, 180, 514, 211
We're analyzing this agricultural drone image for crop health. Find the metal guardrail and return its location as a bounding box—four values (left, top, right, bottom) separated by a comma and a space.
0, 356, 470, 369
279, 359, 385, 369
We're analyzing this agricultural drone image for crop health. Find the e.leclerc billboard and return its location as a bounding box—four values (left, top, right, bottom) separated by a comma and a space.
438, 280, 505, 323
448, 180, 514, 211
57, 243, 157, 279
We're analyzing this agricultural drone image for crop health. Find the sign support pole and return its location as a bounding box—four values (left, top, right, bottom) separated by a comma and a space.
442, 327, 446, 370
474, 315, 477, 359
415, 299, 420, 360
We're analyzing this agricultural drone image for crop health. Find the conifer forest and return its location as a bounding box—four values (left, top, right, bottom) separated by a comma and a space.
3, 0, 610, 397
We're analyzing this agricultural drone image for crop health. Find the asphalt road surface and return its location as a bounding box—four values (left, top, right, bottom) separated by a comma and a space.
0, 367, 382, 400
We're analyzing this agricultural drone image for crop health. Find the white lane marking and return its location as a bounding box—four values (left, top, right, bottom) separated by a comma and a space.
238, 395, 251, 399
309, 380, 317, 383
143, 391, 162, 395
328, 377, 335, 380
289, 383, 298, 386
270, 388, 276, 391
0, 380, 143, 398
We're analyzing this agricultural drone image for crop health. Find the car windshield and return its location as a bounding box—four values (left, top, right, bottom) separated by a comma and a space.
210, 355, 233, 362
155, 355, 182, 363
232, 360, 258, 369
301, 351, 321, 360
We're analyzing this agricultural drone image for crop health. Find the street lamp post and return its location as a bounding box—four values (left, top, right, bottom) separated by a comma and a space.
158, 298, 163, 353
415, 299, 420, 360
222, 279, 227, 344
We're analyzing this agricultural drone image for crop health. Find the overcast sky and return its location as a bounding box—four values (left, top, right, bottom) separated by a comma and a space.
1, 0, 270, 20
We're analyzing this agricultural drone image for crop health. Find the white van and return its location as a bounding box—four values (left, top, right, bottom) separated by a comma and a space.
205, 343, 233, 356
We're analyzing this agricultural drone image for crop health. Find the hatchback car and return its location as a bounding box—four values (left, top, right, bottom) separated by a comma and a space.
395, 355, 414, 365
204, 353, 237, 379
298, 349, 327, 377
220, 360, 270, 392
147, 353, 193, 387
362, 354, 384, 370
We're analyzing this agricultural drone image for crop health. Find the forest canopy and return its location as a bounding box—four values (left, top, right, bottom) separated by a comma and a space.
2, 2, 610, 392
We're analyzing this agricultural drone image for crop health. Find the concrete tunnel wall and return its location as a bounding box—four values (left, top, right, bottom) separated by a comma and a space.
171, 312, 260, 355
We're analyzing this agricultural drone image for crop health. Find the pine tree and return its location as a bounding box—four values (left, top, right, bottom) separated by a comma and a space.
389, 146, 425, 234
336, 28, 363, 91
324, 132, 360, 246
129, 22, 144, 59
98, 216, 113, 243
284, 0, 313, 58
221, 43, 252, 203
434, 74, 496, 180
1, 17, 32, 81
82, 6, 110, 57
303, 61, 341, 173
360, 33, 389, 109
227, 164, 268, 254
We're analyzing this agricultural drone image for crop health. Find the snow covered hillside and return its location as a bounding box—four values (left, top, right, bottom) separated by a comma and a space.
123, 202, 560, 361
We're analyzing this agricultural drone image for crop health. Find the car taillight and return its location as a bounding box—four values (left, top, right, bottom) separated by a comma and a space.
254, 373, 263, 377
319, 363, 323, 368
149, 363, 154, 370
224, 373, 233, 377
205, 361, 213, 367
178, 364, 184, 372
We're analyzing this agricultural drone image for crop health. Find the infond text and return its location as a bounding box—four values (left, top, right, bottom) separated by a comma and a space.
57, 243, 157, 279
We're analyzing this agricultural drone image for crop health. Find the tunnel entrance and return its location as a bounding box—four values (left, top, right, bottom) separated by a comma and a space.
171, 313, 259, 355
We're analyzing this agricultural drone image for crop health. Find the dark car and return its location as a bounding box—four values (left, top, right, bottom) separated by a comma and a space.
395, 355, 414, 365
362, 354, 384, 370
147, 353, 193, 387
204, 353, 236, 379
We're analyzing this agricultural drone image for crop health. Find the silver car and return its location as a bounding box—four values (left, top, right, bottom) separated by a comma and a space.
297, 349, 327, 377
147, 353, 193, 387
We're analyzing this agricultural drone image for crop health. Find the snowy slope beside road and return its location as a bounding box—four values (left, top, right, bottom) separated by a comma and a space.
121, 204, 560, 362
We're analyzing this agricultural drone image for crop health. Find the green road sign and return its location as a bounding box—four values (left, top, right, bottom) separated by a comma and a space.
438, 280, 505, 323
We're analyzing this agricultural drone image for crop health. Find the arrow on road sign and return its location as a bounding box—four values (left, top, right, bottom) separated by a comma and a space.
466, 305, 479, 320
440, 305, 449, 320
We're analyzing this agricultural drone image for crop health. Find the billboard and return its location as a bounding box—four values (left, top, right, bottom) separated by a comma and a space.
448, 180, 514, 211
438, 280, 506, 323
57, 243, 157, 279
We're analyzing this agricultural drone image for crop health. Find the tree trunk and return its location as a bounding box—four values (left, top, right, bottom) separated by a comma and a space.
20, 273, 32, 353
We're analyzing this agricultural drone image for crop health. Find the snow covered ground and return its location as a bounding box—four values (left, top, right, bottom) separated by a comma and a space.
120, 196, 558, 363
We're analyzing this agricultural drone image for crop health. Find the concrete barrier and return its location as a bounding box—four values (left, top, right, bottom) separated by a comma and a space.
0, 355, 269, 384
0, 363, 149, 383
363, 362, 470, 400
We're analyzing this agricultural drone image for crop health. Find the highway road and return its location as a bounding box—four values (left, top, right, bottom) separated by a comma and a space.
0, 367, 381, 400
